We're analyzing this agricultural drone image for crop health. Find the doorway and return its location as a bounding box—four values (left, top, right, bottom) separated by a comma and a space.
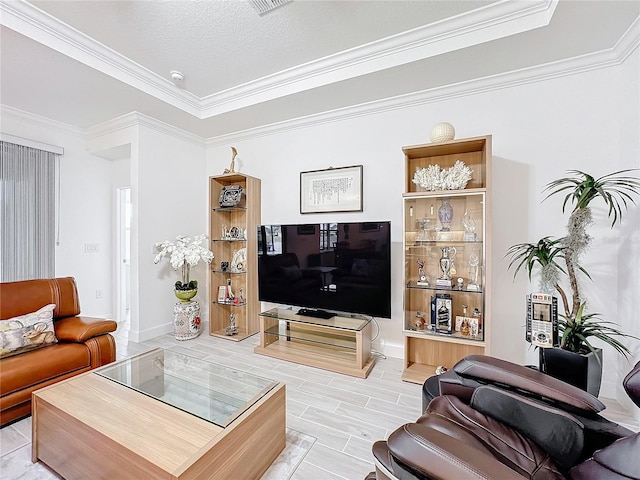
117, 187, 131, 325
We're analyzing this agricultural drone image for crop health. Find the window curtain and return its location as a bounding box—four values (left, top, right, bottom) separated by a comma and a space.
0, 141, 57, 281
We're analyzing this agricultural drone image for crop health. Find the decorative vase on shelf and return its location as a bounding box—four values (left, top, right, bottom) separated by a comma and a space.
438, 198, 454, 231
430, 122, 455, 143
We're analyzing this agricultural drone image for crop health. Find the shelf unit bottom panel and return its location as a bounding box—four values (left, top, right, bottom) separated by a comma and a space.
209, 327, 256, 342
254, 338, 375, 379
402, 335, 485, 384
402, 363, 440, 384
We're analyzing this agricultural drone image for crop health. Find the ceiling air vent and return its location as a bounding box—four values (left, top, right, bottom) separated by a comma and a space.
247, 0, 292, 15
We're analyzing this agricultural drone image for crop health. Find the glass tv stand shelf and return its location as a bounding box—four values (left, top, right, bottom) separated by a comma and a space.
254, 307, 376, 378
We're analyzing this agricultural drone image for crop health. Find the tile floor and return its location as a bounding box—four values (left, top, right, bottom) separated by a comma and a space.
1, 319, 638, 480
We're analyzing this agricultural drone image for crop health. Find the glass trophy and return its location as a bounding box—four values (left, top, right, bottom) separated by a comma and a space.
436, 246, 457, 287
462, 209, 477, 241
467, 254, 480, 291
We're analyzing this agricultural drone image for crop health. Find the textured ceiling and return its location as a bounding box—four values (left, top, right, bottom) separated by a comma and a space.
0, 0, 638, 139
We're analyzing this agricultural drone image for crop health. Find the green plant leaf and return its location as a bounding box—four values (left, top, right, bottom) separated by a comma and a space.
543, 169, 640, 227
558, 303, 638, 357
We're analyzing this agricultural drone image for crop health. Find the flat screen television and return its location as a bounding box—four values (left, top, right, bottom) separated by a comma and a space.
257, 221, 391, 318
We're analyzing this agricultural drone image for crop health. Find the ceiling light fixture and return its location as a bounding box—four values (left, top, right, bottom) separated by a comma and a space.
169, 71, 184, 82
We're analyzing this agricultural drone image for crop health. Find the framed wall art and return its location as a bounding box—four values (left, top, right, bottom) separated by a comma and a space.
300, 165, 363, 214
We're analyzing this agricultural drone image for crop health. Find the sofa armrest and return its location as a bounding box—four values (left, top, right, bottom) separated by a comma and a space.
55, 316, 117, 343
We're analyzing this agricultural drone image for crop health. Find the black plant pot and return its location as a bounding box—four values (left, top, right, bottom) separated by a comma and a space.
539, 347, 603, 397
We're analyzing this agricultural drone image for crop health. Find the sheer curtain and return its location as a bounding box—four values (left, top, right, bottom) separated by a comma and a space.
0, 141, 58, 281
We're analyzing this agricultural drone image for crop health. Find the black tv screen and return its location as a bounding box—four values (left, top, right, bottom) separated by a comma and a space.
257, 221, 391, 318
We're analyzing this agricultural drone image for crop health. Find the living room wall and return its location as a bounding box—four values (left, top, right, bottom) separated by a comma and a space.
206, 49, 639, 400
1, 46, 636, 404
0, 108, 115, 319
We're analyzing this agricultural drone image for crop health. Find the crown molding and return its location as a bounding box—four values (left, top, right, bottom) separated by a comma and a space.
0, 132, 64, 154
0, 104, 84, 137
2, 0, 557, 120
85, 112, 205, 148
199, 0, 558, 117
206, 22, 639, 147
0, 1, 201, 116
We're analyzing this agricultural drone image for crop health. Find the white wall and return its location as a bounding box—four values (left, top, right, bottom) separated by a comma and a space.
0, 110, 114, 318
86, 118, 207, 342
615, 49, 640, 419
2, 48, 637, 401
206, 50, 640, 398
135, 124, 207, 342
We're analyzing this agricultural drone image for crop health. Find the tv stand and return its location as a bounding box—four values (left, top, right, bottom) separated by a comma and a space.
255, 307, 376, 378
296, 308, 335, 320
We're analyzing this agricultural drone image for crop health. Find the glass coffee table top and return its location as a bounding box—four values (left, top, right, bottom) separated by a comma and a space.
95, 348, 277, 428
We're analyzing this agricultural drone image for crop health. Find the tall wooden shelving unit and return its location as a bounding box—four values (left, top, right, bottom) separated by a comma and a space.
401, 135, 492, 384
209, 173, 261, 341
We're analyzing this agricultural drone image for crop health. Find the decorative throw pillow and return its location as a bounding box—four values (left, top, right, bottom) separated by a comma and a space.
0, 304, 58, 358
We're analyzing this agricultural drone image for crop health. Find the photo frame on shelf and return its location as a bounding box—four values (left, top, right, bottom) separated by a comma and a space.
217, 286, 227, 303
300, 165, 363, 214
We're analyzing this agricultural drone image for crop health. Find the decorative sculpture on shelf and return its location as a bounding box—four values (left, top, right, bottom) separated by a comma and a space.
225, 313, 238, 336
416, 259, 429, 286
223, 147, 238, 174
412, 160, 472, 191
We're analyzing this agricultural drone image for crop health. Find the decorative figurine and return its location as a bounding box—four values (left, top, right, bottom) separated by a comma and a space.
225, 313, 238, 336
416, 259, 429, 286
223, 146, 237, 174
226, 278, 235, 300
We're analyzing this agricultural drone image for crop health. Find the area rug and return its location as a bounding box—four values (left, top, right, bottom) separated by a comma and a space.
0, 426, 315, 479
262, 428, 316, 479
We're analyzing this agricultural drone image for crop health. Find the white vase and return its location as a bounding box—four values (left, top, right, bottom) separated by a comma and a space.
430, 122, 455, 143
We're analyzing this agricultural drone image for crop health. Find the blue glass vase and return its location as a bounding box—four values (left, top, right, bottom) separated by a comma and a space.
438, 198, 454, 231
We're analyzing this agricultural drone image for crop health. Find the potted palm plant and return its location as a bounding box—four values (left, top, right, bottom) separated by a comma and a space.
507, 169, 640, 395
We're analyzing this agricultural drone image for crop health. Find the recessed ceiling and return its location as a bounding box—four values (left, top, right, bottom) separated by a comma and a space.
0, 0, 638, 138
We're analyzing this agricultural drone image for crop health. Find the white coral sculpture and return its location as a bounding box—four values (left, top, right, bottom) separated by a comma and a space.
413, 160, 472, 191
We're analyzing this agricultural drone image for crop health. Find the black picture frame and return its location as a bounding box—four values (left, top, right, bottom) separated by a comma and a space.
300, 165, 363, 214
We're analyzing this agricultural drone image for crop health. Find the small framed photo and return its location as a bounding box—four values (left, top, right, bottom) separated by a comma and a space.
217, 286, 227, 303
300, 165, 363, 214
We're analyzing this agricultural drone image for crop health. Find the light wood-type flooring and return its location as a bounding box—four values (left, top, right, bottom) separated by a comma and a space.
1, 318, 638, 480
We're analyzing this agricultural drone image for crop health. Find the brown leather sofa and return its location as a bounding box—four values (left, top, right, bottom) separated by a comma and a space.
0, 277, 117, 427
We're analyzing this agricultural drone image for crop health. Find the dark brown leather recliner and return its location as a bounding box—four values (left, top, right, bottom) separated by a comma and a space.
367, 355, 640, 480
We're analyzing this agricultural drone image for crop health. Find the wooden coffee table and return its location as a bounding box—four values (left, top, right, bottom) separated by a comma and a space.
32, 348, 285, 480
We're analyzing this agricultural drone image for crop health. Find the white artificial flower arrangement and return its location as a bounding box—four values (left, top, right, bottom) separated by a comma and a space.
154, 234, 214, 289
413, 160, 473, 191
